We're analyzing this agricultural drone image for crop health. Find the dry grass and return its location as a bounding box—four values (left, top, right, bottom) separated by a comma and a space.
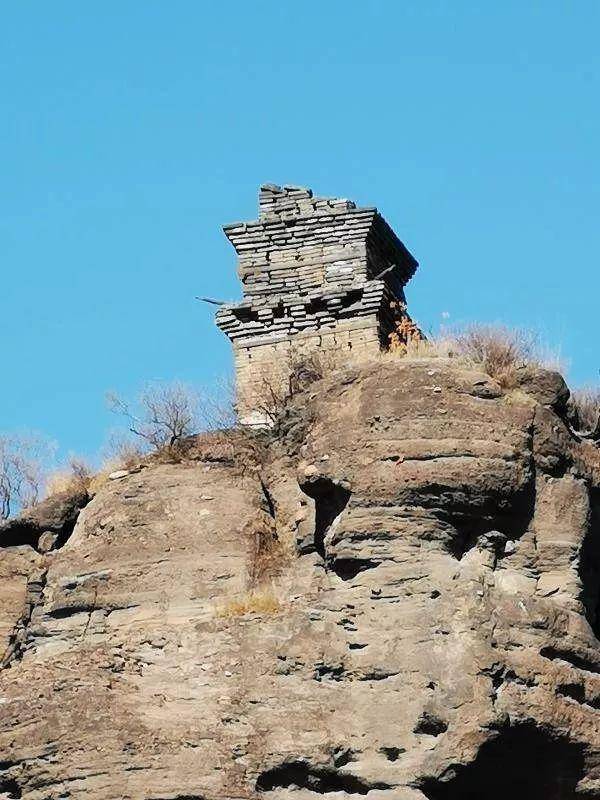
385, 335, 458, 360
245, 508, 290, 587
44, 437, 149, 502
389, 323, 563, 389
45, 457, 124, 499
89, 445, 147, 493
501, 388, 538, 408
44, 458, 93, 499
453, 325, 540, 388
216, 503, 291, 619
216, 589, 281, 618
571, 387, 600, 432
387, 306, 425, 354
103, 435, 146, 471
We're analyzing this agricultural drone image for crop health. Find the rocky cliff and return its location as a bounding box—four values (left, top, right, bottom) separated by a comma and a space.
1, 357, 600, 799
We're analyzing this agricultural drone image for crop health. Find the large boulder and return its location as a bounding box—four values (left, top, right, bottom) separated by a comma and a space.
0, 489, 89, 550
513, 364, 570, 411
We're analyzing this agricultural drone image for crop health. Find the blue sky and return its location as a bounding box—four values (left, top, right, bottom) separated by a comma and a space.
2, 1, 599, 462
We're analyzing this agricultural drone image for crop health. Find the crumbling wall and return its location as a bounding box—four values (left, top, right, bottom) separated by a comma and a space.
223, 185, 416, 301
234, 321, 380, 425
216, 184, 419, 424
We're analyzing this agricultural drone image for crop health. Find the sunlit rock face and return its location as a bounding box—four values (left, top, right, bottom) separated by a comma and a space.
1, 359, 600, 799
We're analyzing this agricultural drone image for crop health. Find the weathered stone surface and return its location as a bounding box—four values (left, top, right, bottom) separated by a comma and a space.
513, 364, 570, 411
0, 359, 599, 798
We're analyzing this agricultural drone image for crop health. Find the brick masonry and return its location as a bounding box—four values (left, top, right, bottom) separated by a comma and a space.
216, 184, 420, 424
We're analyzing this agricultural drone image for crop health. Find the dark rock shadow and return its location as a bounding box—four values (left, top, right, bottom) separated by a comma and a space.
418, 723, 585, 800
579, 487, 600, 639
299, 477, 350, 559
256, 760, 389, 794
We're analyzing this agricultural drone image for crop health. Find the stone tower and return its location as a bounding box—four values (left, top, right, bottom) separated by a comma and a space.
216, 184, 420, 424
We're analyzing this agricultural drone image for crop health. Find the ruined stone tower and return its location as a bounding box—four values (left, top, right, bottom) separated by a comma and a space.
216, 184, 420, 424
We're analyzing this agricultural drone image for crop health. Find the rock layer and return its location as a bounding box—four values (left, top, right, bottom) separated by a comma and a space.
1, 358, 600, 799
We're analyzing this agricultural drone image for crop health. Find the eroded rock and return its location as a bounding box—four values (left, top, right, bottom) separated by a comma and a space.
0, 359, 599, 798
0, 489, 89, 551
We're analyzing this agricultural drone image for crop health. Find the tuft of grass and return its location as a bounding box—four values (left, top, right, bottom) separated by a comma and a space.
102, 436, 146, 471
45, 440, 149, 502
245, 510, 288, 588
216, 589, 281, 618
452, 325, 539, 388
384, 335, 458, 360
570, 387, 600, 432
502, 388, 537, 408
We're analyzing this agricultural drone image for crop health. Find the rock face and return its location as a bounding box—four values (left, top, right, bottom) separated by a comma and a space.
1, 358, 600, 799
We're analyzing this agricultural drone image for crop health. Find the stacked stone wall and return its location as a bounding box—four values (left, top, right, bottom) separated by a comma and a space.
224, 185, 416, 303
216, 184, 420, 425
224, 210, 375, 299
234, 319, 381, 425
257, 183, 357, 220
216, 279, 387, 345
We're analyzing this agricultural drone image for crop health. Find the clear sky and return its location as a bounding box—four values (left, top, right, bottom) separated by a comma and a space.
2, 1, 599, 462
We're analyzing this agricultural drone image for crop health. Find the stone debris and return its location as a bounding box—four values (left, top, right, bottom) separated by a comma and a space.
108, 469, 129, 480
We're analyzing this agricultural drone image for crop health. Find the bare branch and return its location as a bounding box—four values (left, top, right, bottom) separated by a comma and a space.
107, 382, 201, 453
0, 434, 54, 519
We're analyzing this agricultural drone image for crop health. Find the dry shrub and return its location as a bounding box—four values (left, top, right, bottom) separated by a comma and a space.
109, 447, 143, 470
45, 458, 92, 498
45, 438, 148, 502
216, 505, 290, 619
198, 376, 237, 431
102, 433, 146, 471
169, 428, 268, 484
253, 348, 336, 426
107, 382, 200, 452
452, 325, 540, 387
385, 335, 457, 360
389, 323, 562, 390
571, 387, 600, 432
154, 381, 238, 463
388, 304, 425, 354
216, 589, 281, 618
107, 379, 238, 463
246, 511, 287, 588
